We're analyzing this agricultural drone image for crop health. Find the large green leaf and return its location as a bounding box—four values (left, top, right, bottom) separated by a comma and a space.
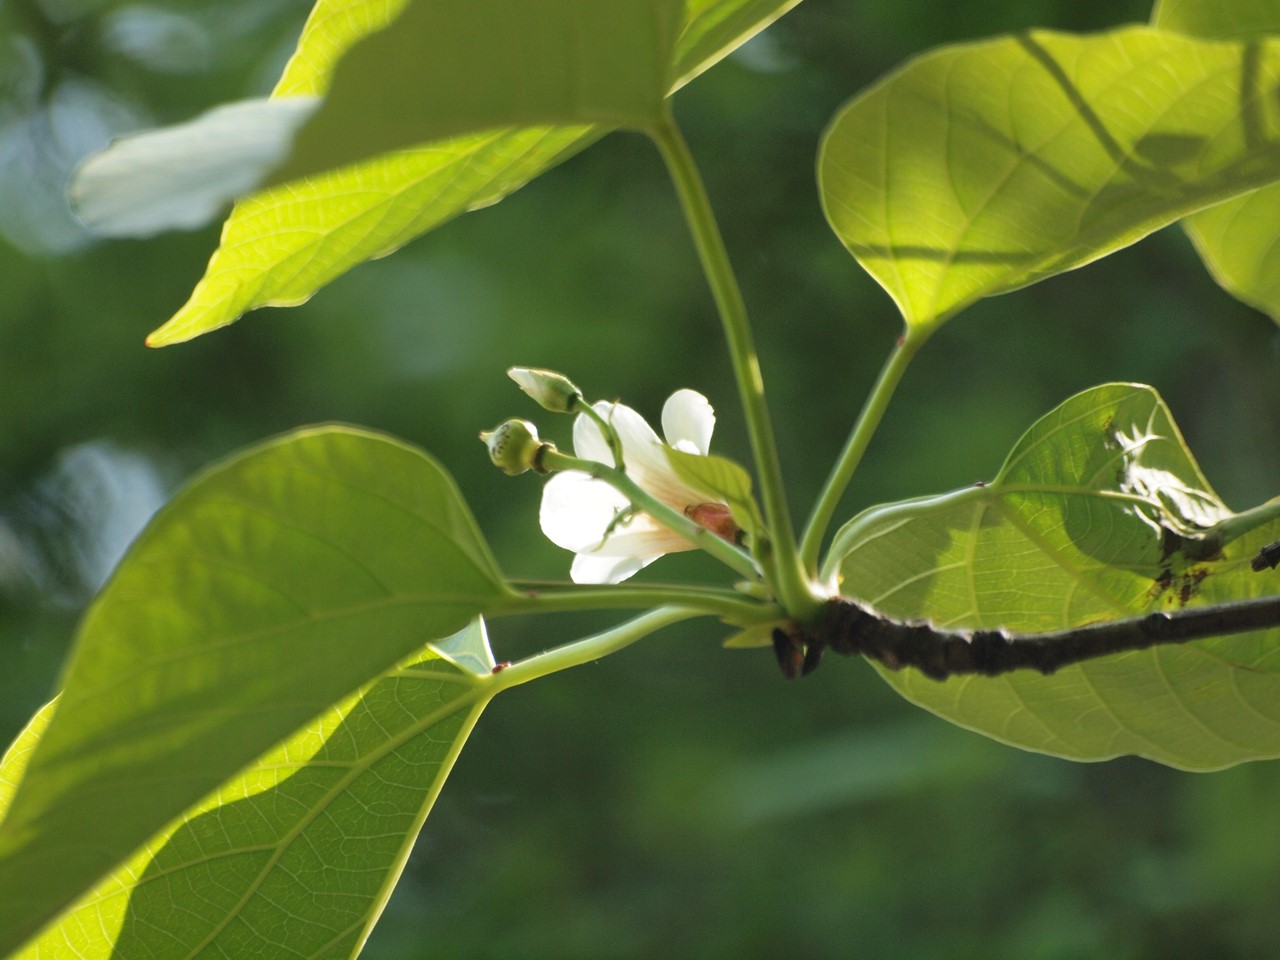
0, 427, 513, 956
1153, 0, 1280, 324
98, 0, 802, 346
826, 384, 1280, 770
1152, 0, 1280, 39
1178, 185, 1280, 323
278, 0, 808, 182
144, 124, 597, 346
269, 0, 684, 184
818, 27, 1280, 332
3, 632, 496, 959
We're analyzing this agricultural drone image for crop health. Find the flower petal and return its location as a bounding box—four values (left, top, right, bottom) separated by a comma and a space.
606, 402, 662, 462
661, 389, 715, 455
580, 517, 698, 557
605, 402, 707, 510
539, 471, 628, 552
570, 552, 658, 585
572, 401, 617, 465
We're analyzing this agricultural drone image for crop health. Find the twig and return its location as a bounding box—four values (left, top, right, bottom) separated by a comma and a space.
1251, 538, 1280, 572
772, 594, 1280, 681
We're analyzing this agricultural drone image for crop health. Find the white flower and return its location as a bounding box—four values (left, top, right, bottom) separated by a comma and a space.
540, 389, 734, 584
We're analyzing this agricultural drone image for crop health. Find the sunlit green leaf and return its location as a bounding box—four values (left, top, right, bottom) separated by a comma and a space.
1179, 189, 1280, 323
1152, 0, 1280, 40
3, 647, 494, 960
1153, 0, 1280, 324
671, 0, 804, 85
665, 448, 764, 541
0, 426, 513, 956
721, 621, 778, 648
428, 616, 498, 677
819, 27, 1280, 332
138, 0, 805, 345
826, 383, 1280, 770
271, 0, 684, 184
145, 125, 598, 346
0, 700, 55, 817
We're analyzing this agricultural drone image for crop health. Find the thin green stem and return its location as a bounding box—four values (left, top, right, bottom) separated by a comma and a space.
503, 580, 780, 624
800, 330, 927, 573
650, 107, 821, 623
492, 607, 700, 691
541, 447, 760, 581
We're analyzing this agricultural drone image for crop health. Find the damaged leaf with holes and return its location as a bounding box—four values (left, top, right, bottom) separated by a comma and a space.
826, 383, 1280, 770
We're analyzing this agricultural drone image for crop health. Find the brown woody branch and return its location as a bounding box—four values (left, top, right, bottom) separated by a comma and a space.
773, 592, 1280, 681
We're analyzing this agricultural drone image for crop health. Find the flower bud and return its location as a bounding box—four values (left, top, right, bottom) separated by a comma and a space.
507, 367, 583, 414
480, 419, 551, 476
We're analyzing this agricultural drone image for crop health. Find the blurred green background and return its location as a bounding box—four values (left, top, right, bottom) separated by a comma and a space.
4, 1, 1280, 957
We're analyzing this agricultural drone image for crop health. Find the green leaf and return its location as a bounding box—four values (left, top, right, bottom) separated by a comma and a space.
1152, 0, 1280, 40
721, 622, 778, 648
145, 125, 599, 346
0, 426, 512, 956
664, 448, 764, 541
671, 0, 804, 86
270, 0, 684, 184
0, 700, 55, 817
1153, 0, 1280, 324
428, 616, 499, 676
818, 26, 1280, 332
3, 645, 494, 959
134, 0, 804, 345
1179, 189, 1280, 323
826, 383, 1280, 770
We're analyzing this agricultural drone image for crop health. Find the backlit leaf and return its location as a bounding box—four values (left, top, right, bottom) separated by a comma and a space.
1153, 0, 1280, 323
0, 426, 513, 955
270, 0, 684, 183
826, 384, 1280, 770
3, 645, 495, 959
819, 27, 1280, 331
665, 449, 764, 541
74, 0, 804, 345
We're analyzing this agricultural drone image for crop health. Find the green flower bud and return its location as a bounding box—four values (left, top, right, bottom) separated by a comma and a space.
480, 419, 552, 475
507, 366, 583, 414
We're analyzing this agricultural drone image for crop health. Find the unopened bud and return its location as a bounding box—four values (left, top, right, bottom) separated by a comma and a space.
480, 419, 551, 475
507, 367, 583, 414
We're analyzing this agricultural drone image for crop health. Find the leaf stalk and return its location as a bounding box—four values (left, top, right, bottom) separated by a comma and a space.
800, 330, 926, 573
649, 107, 822, 623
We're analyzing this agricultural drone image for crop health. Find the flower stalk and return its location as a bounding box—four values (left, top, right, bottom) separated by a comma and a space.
491, 607, 700, 691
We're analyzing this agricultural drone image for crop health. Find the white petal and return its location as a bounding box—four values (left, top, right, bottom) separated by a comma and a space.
539, 472, 628, 552
571, 551, 659, 584
580, 517, 699, 557
606, 402, 662, 463
661, 389, 715, 455
572, 401, 617, 465
609, 402, 703, 510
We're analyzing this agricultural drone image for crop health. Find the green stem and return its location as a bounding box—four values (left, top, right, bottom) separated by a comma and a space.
800, 330, 926, 574
492, 607, 700, 691
541, 447, 760, 581
650, 108, 821, 623
503, 581, 780, 624
1208, 496, 1280, 548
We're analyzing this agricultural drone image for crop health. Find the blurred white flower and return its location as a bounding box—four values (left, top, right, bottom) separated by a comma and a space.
540, 389, 736, 584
